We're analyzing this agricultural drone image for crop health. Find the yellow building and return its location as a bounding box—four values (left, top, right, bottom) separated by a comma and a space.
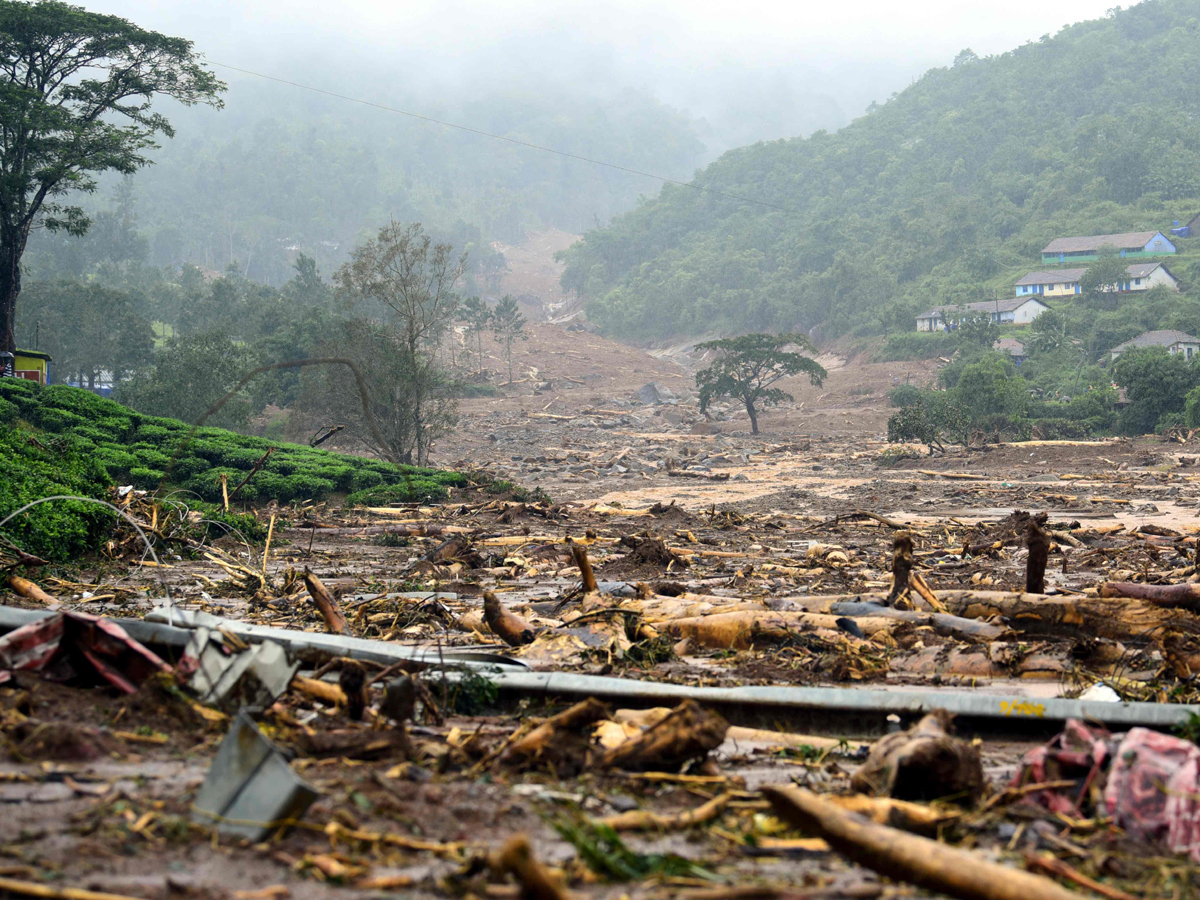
12, 349, 51, 384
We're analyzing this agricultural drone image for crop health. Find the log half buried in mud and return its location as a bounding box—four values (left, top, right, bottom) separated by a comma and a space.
828, 603, 1009, 644
599, 699, 728, 771
6, 575, 57, 605
762, 785, 1080, 900
664, 610, 898, 650
1099, 581, 1200, 610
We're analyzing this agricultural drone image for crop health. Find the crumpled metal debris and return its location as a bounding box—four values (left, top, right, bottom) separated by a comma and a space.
177, 627, 298, 712
191, 709, 319, 840
0, 609, 170, 693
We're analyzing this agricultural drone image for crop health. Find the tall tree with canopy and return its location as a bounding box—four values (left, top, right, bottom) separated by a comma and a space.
0, 0, 224, 354
696, 333, 826, 434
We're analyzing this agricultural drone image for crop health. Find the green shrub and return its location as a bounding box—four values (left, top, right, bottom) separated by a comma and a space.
133, 448, 172, 469
128, 467, 166, 489
873, 331, 959, 362
351, 470, 385, 491
0, 397, 17, 424
888, 384, 924, 408
0, 428, 114, 561
33, 407, 87, 432
93, 446, 137, 474
169, 456, 210, 480
345, 480, 452, 506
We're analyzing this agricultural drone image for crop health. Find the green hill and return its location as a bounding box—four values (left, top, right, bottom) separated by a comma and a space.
559, 0, 1200, 342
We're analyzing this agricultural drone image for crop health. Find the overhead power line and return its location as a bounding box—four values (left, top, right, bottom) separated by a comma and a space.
207, 60, 803, 216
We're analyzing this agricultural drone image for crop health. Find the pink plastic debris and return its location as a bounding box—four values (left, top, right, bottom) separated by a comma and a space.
1106, 727, 1200, 861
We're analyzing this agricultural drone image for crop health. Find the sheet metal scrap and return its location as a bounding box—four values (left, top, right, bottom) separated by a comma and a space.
178, 627, 298, 712
192, 709, 319, 840
0, 608, 170, 693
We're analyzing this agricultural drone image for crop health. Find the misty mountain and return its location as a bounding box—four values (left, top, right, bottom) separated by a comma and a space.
560, 0, 1200, 341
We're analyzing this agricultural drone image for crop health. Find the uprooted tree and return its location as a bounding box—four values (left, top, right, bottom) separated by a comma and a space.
695, 333, 826, 435
0, 0, 224, 355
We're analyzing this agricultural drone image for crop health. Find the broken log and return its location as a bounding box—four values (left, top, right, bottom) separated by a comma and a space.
502, 697, 610, 767
762, 785, 1080, 900
664, 610, 897, 650
483, 591, 537, 646
303, 568, 350, 634
887, 533, 914, 606
850, 710, 984, 805
1026, 519, 1050, 595
292, 675, 347, 706
599, 699, 727, 771
1099, 581, 1200, 610
568, 538, 598, 593
826, 603, 1008, 644
6, 575, 57, 605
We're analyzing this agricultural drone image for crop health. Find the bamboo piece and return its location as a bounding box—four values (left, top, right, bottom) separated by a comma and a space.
503, 698, 609, 764
0, 877, 147, 900
6, 575, 56, 605
292, 675, 347, 706
1023, 854, 1138, 900
303, 568, 349, 634
261, 513, 276, 577
599, 793, 731, 831
762, 785, 1080, 900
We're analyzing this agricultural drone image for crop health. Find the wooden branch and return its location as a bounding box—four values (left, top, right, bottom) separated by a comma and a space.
228, 447, 275, 502
1099, 581, 1200, 610
599, 793, 731, 831
762, 785, 1080, 900
1026, 519, 1050, 595
887, 533, 914, 606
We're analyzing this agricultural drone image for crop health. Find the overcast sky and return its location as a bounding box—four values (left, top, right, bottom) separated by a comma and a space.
90, 0, 1128, 142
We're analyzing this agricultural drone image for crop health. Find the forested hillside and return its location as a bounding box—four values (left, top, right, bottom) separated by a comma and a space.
560, 0, 1200, 341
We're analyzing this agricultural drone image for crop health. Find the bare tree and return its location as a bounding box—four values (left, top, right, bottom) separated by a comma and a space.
333, 222, 465, 465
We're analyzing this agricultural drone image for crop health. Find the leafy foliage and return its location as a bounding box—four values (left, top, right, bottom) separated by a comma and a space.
695, 333, 826, 434
490, 295, 528, 385
554, 819, 712, 883
1112, 346, 1200, 434
0, 0, 224, 352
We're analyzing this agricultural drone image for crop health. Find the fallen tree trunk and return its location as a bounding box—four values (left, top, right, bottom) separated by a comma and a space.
762, 785, 1080, 900
664, 610, 896, 650
1099, 581, 1200, 610
827, 603, 1009, 644
6, 575, 57, 605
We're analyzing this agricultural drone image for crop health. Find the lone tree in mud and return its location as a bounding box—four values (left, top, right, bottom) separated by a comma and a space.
332, 221, 464, 465
0, 1, 224, 355
491, 294, 528, 385
695, 333, 826, 435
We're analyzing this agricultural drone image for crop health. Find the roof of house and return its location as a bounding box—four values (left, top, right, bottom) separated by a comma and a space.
1112, 330, 1200, 352
916, 296, 1048, 319
995, 338, 1026, 357
1015, 269, 1087, 286
13, 349, 51, 362
1015, 262, 1170, 286
1042, 231, 1165, 254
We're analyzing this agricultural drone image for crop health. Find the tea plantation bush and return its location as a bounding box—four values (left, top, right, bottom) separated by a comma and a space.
0, 380, 467, 508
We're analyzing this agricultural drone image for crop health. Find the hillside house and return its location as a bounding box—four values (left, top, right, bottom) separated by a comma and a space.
1041, 231, 1175, 264
915, 297, 1049, 332
1014, 262, 1179, 298
994, 337, 1027, 363
1110, 330, 1200, 361
0, 349, 51, 384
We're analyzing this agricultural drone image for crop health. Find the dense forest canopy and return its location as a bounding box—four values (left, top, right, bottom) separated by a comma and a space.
559, 0, 1200, 341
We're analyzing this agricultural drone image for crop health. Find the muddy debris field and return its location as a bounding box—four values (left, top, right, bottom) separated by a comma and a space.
8, 412, 1200, 899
